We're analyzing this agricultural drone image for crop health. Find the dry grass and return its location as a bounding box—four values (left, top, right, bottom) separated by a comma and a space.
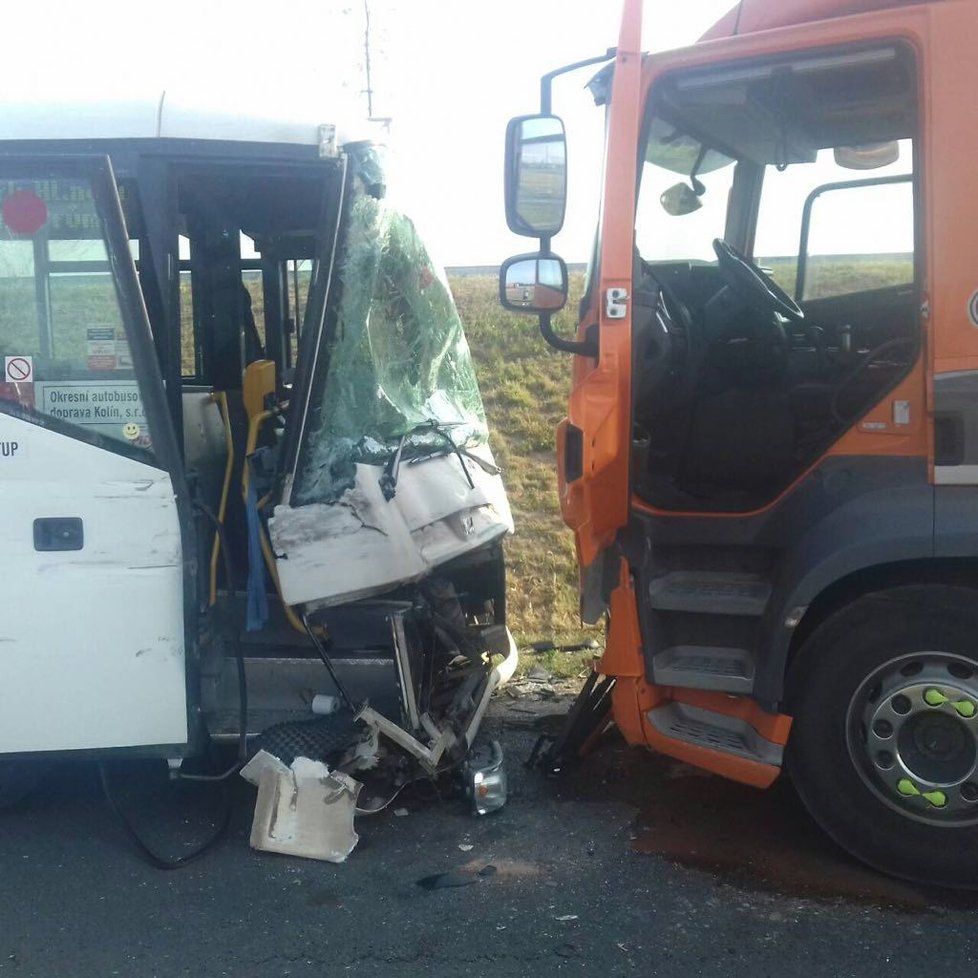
450, 273, 601, 658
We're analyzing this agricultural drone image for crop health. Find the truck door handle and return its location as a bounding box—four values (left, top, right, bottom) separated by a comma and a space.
33, 517, 84, 552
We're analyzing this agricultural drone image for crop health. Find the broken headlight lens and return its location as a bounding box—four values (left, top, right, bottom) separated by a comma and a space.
464, 740, 507, 816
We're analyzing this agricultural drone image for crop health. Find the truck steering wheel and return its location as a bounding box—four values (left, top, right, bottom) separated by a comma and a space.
713, 238, 805, 322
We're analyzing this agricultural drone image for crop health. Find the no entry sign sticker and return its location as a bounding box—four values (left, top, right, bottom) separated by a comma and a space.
4, 355, 33, 383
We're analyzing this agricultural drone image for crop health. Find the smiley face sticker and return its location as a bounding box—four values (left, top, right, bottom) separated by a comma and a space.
122, 422, 141, 442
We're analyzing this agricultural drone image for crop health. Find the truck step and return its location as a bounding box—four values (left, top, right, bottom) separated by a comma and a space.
647, 571, 771, 616
647, 702, 783, 766
652, 646, 755, 694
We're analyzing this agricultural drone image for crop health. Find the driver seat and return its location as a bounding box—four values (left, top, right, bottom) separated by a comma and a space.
679, 387, 794, 498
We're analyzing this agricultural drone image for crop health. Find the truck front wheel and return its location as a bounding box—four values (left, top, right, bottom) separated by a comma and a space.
787, 585, 978, 889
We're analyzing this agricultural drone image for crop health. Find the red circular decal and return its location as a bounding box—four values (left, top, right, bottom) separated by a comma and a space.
2, 190, 48, 236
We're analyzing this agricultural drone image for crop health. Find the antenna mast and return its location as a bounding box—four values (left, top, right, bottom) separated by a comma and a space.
363, 0, 374, 118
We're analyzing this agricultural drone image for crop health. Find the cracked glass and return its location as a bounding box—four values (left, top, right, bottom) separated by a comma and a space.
292, 186, 488, 506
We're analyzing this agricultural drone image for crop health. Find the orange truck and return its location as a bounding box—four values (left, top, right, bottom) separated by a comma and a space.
502, 0, 978, 888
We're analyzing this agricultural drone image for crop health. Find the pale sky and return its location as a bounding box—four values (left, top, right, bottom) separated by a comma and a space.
0, 1, 740, 266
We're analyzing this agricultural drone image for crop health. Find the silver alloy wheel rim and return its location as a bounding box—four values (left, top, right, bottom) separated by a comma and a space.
846, 651, 978, 827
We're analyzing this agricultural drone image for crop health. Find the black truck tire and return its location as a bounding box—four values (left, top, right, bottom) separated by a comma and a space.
786, 585, 978, 889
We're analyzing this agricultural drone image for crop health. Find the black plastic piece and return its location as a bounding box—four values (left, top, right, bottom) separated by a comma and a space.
565, 424, 584, 483
33, 517, 83, 552
935, 412, 965, 467
527, 671, 616, 775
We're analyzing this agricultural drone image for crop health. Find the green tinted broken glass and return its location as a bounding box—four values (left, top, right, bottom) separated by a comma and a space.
293, 193, 488, 505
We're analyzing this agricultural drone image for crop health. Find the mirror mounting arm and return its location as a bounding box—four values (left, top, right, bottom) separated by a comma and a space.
540, 315, 598, 357
535, 237, 596, 357
540, 48, 617, 115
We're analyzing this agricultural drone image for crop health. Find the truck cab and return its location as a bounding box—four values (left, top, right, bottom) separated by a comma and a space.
503, 0, 978, 887
0, 97, 514, 799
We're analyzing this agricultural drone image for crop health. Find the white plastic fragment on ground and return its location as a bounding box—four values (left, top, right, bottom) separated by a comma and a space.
241, 750, 362, 863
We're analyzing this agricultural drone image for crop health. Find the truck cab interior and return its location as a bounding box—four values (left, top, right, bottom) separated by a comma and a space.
631, 42, 919, 512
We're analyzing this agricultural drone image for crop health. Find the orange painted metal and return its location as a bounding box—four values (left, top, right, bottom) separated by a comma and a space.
597, 562, 644, 678
614, 677, 785, 789
701, 0, 941, 41
558, 0, 644, 572
662, 689, 793, 748
601, 565, 789, 788
578, 0, 966, 785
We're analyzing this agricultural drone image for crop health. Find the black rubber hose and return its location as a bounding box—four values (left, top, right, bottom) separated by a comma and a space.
99, 497, 249, 869
98, 763, 233, 871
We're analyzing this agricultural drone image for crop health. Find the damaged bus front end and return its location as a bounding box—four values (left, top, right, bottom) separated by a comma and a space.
250, 143, 516, 793
0, 107, 513, 819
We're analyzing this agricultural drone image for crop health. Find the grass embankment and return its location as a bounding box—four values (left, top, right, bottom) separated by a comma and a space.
184, 273, 591, 663
450, 274, 600, 668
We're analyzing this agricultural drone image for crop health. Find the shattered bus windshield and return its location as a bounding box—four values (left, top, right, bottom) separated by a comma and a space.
293, 191, 488, 506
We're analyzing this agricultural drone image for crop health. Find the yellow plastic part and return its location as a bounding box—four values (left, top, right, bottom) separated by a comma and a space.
207, 366, 318, 639
922, 790, 948, 808
954, 700, 977, 719
897, 778, 920, 797
924, 688, 948, 707
243, 359, 276, 423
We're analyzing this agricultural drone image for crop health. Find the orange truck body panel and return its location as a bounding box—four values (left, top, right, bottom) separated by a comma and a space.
700, 0, 941, 40
563, 0, 978, 785
559, 0, 644, 570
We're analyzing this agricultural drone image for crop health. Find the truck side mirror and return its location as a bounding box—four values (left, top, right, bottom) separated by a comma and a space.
499, 253, 568, 314
504, 115, 567, 237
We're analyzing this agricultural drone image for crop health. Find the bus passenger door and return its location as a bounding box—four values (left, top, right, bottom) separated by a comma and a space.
0, 157, 189, 754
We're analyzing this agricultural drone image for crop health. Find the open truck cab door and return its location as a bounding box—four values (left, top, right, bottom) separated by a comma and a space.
507, 0, 978, 888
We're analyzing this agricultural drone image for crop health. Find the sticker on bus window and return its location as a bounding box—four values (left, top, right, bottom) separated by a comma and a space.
0, 354, 35, 412
86, 327, 116, 371
2, 189, 48, 236
85, 327, 133, 371
4, 355, 33, 384
34, 380, 145, 437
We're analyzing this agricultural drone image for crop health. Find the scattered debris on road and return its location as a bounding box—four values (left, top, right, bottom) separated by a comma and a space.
241, 750, 362, 863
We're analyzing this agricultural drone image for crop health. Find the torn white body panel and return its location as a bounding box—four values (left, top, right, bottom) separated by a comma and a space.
269, 442, 513, 607
0, 413, 187, 753
244, 752, 362, 863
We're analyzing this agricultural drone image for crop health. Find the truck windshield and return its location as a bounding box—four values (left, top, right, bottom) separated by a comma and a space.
292, 190, 489, 506
635, 116, 735, 263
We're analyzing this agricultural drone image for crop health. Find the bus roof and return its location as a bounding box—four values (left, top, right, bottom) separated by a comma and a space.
0, 91, 378, 152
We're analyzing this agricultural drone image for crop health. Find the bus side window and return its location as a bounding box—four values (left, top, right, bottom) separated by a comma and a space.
0, 175, 153, 454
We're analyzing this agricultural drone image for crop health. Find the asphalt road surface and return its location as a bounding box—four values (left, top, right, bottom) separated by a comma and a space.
2, 698, 976, 977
